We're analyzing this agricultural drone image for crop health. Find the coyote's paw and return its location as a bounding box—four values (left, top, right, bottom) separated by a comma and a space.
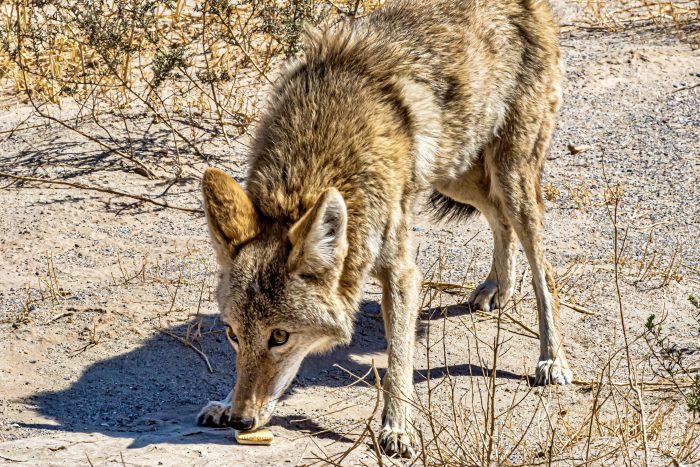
197, 400, 232, 427
535, 358, 573, 386
468, 280, 512, 312
379, 424, 415, 458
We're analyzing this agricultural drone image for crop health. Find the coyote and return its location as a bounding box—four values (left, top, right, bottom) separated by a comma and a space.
197, 0, 571, 457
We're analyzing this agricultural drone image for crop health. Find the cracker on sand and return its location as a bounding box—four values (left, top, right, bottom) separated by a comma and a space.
234, 429, 274, 446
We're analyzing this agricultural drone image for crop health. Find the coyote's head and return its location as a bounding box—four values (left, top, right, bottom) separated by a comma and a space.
201, 168, 353, 431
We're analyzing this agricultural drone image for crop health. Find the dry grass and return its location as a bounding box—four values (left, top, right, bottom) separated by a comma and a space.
288, 167, 699, 464
0, 0, 695, 201
281, 184, 698, 465
543, 182, 561, 202
12, 181, 683, 466
577, 0, 699, 44
319, 232, 699, 465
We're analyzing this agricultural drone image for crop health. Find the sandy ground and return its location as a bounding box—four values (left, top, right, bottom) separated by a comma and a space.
0, 4, 699, 466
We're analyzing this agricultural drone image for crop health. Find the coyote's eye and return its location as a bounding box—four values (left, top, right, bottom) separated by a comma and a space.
225, 325, 238, 344
269, 329, 289, 347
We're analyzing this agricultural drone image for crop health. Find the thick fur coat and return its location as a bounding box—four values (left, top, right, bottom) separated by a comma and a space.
198, 0, 570, 457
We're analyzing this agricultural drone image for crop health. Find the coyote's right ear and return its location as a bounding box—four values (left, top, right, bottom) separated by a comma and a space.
202, 168, 261, 262
287, 188, 348, 277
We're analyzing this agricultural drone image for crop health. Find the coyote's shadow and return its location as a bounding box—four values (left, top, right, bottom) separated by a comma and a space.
22, 301, 523, 448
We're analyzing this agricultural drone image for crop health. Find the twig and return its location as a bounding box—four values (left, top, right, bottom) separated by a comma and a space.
0, 172, 202, 214
560, 300, 600, 316
15, 40, 156, 179
295, 442, 310, 466
0, 454, 28, 463
334, 361, 383, 465
160, 329, 213, 373
43, 312, 74, 325
423, 280, 474, 292
473, 309, 539, 339
210, 8, 273, 85
485, 304, 503, 463
672, 82, 700, 93
602, 156, 650, 466
573, 378, 698, 390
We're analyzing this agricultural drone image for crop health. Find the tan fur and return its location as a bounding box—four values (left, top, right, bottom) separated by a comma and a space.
197, 0, 571, 457
202, 168, 261, 262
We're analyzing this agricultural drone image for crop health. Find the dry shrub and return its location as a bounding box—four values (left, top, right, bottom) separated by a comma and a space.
580, 0, 700, 44
0, 0, 383, 178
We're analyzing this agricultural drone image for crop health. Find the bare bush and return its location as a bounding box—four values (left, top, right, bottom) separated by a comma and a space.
0, 0, 379, 184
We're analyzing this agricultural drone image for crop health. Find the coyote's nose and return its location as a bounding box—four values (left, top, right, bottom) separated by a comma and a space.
229, 415, 255, 431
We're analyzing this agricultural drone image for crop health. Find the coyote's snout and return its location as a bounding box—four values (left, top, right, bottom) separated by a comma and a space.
197, 0, 571, 457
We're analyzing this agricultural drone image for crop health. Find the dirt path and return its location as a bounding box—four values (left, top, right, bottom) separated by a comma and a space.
1, 7, 698, 466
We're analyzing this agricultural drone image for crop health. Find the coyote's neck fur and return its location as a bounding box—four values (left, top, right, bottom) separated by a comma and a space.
246, 28, 420, 315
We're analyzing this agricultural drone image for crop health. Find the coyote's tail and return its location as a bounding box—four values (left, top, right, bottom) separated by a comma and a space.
426, 191, 479, 223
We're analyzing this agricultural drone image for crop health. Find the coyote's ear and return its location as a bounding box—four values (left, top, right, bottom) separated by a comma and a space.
288, 189, 348, 277
202, 168, 261, 262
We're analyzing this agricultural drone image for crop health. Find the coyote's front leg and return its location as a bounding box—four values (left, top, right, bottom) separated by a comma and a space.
377, 241, 420, 458
197, 391, 233, 427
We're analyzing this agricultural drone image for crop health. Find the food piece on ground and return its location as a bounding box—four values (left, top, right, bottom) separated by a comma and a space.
234, 429, 274, 446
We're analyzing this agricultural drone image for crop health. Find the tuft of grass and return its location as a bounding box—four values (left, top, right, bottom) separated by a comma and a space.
644, 312, 700, 416
564, 180, 593, 209
543, 181, 561, 201
689, 293, 699, 310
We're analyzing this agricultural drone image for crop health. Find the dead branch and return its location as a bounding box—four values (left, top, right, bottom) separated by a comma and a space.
160, 329, 213, 373
0, 172, 202, 214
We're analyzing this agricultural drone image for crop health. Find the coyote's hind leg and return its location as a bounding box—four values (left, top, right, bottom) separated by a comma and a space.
434, 163, 517, 312
468, 203, 516, 311
488, 90, 572, 386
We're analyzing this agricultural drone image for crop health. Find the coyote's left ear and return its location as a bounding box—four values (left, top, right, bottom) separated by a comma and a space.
202, 168, 261, 263
288, 189, 348, 277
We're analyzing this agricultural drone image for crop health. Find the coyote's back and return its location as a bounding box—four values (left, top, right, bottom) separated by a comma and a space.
249, 0, 561, 214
